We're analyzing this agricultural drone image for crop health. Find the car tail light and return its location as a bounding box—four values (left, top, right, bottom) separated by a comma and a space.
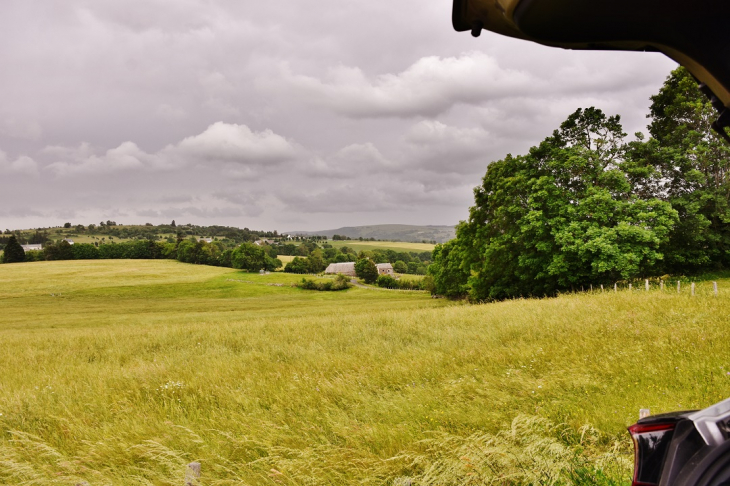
628, 422, 677, 486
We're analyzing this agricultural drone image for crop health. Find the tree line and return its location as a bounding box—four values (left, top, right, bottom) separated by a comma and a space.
0, 236, 282, 272
281, 244, 431, 275
429, 67, 730, 301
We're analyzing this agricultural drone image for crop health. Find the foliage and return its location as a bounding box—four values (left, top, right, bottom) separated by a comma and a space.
355, 258, 379, 284
71, 243, 99, 260
629, 66, 730, 273
44, 240, 75, 261
284, 256, 311, 274
432, 68, 730, 301
427, 240, 470, 298
1, 236, 25, 263
297, 274, 351, 291
435, 108, 679, 300
393, 260, 407, 273
231, 242, 279, 272
375, 275, 426, 290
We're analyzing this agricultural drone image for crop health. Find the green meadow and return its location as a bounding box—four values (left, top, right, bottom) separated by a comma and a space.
0, 260, 728, 485
326, 240, 435, 253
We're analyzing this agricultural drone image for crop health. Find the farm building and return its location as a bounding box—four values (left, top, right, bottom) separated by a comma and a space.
63, 239, 75, 245
376, 263, 394, 276
21, 244, 43, 251
324, 262, 356, 276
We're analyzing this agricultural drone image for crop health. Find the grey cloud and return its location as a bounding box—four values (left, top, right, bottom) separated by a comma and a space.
271, 52, 533, 118
302, 143, 394, 179
0, 150, 39, 176
172, 122, 298, 165
401, 120, 492, 174
43, 123, 299, 177
0, 1, 678, 231
0, 119, 42, 141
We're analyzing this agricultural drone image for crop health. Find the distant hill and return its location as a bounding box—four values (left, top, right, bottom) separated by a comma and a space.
289, 224, 456, 243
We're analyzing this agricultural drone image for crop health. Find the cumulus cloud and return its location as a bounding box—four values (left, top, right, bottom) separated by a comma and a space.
271, 52, 534, 118
45, 123, 299, 177
0, 150, 39, 176
172, 122, 298, 165
47, 141, 156, 175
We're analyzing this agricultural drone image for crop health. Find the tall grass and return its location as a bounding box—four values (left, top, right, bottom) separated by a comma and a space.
0, 260, 728, 484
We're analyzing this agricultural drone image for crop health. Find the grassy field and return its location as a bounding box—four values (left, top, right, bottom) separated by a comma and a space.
327, 240, 435, 253
0, 260, 728, 485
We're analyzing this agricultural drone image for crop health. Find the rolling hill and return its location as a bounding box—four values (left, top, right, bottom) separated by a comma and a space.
289, 224, 456, 243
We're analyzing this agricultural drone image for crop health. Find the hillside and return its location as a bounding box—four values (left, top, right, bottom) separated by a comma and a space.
290, 224, 456, 243
1, 260, 728, 484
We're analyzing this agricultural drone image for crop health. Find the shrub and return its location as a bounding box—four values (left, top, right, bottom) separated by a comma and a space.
297, 274, 351, 291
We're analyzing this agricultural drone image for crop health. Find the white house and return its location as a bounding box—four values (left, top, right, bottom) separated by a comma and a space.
376, 263, 394, 276
21, 244, 43, 251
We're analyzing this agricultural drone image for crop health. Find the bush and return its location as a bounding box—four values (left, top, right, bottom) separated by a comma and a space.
375, 275, 425, 290
376, 275, 398, 288
24, 250, 44, 262
72, 243, 100, 260
297, 274, 351, 291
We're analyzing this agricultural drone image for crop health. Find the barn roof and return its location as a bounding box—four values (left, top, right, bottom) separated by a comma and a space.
324, 262, 356, 274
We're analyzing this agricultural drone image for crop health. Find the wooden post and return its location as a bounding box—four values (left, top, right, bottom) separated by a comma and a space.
629, 283, 632, 291
645, 279, 649, 291
614, 283, 617, 292
590, 284, 593, 292
714, 281, 718, 296
185, 462, 201, 486
660, 280, 664, 291
691, 282, 695, 296
601, 284, 604, 292
677, 281, 681, 293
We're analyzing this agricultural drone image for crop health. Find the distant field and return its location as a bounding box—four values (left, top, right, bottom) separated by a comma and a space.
277, 254, 296, 264
0, 260, 728, 484
328, 240, 435, 253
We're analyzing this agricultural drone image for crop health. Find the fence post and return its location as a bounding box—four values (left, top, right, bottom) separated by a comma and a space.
660, 280, 664, 291
614, 283, 617, 292
629, 283, 632, 291
601, 284, 604, 292
185, 462, 201, 486
645, 279, 649, 291
714, 281, 718, 296
677, 281, 681, 293
691, 282, 695, 296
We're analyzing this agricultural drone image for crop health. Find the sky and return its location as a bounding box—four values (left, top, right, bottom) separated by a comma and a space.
0, 1, 678, 232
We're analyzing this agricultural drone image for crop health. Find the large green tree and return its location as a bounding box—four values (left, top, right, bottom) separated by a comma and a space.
2, 236, 25, 263
626, 66, 730, 272
355, 258, 378, 284
435, 107, 678, 301
232, 243, 281, 272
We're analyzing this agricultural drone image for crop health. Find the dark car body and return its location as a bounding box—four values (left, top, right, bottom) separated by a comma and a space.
628, 399, 730, 486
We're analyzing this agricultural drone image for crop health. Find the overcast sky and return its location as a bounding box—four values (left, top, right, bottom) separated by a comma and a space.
0, 1, 677, 232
